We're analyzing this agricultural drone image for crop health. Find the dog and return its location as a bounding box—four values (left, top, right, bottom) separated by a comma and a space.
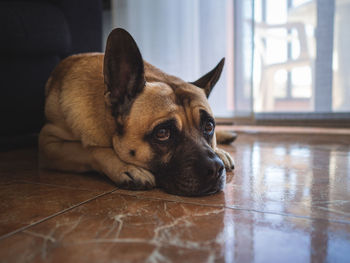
39, 28, 234, 196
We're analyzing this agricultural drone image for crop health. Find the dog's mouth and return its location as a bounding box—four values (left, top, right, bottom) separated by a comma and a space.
199, 176, 226, 196
155, 168, 226, 197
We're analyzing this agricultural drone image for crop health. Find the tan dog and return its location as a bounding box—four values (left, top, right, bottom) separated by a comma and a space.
39, 28, 234, 196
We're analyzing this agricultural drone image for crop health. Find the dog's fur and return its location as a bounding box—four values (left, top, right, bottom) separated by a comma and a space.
39, 28, 234, 196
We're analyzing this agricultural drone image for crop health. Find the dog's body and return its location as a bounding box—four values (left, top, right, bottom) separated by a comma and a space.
39, 29, 234, 196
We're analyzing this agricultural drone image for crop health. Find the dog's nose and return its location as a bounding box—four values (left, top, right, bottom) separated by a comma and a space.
206, 156, 225, 179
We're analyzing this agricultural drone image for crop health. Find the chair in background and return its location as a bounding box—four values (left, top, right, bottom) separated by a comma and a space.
254, 21, 313, 112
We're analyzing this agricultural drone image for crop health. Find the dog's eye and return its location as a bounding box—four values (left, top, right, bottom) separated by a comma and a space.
155, 128, 171, 141
204, 121, 215, 135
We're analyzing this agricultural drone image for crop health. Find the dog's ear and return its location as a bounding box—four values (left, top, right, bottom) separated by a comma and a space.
190, 58, 225, 97
104, 28, 145, 117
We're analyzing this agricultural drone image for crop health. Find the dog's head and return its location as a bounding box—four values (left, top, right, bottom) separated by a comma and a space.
104, 28, 227, 196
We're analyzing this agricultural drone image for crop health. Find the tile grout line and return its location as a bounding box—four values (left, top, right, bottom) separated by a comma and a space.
0, 188, 119, 242
12, 179, 115, 192
112, 191, 350, 225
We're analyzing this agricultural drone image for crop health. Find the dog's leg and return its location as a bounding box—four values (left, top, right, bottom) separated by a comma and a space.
40, 124, 155, 189
215, 130, 237, 144
39, 124, 92, 172
89, 147, 155, 190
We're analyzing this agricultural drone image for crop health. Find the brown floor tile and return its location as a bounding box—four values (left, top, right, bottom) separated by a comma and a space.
0, 192, 349, 263
0, 148, 117, 238
0, 181, 113, 238
0, 148, 115, 191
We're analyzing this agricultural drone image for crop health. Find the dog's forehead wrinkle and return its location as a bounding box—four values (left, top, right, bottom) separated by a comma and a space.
125, 82, 180, 132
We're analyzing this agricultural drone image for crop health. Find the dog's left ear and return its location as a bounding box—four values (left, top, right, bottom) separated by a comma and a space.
190, 58, 225, 97
104, 28, 145, 117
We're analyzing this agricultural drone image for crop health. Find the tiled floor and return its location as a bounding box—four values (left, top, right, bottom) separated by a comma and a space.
0, 131, 350, 262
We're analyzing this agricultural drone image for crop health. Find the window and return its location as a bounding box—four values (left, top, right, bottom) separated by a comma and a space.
251, 0, 350, 118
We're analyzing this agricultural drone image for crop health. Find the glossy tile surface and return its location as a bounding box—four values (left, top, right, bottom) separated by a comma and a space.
0, 149, 116, 238
0, 132, 350, 262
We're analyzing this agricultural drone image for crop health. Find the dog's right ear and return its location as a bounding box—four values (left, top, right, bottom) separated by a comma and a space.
104, 28, 145, 118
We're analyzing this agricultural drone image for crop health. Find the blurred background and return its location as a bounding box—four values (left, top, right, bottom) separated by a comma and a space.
1, 0, 349, 146
103, 0, 350, 125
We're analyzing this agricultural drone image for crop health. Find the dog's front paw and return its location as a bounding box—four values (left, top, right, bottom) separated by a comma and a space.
215, 148, 235, 171
113, 165, 156, 190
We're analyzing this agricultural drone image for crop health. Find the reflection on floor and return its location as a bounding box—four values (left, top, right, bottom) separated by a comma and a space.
0, 131, 349, 262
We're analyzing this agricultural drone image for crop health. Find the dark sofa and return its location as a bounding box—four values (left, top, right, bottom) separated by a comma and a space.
0, 0, 102, 149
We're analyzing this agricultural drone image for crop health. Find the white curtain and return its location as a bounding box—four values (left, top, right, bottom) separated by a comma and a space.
111, 0, 234, 118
